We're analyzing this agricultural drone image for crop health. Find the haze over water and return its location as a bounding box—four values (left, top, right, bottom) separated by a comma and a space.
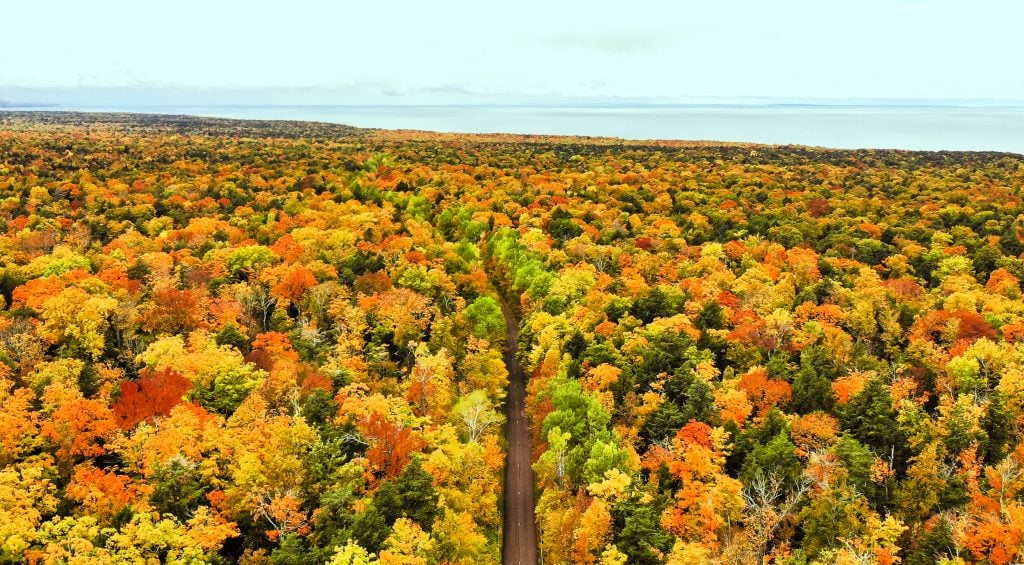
5, 105, 1023, 154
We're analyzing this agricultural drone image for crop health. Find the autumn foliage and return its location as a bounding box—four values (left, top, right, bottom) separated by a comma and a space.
2, 112, 1024, 563
111, 367, 192, 429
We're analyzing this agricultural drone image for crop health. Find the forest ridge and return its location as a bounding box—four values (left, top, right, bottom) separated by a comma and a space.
1, 113, 1024, 564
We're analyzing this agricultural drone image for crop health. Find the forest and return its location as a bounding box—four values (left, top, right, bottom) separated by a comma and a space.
1, 111, 1024, 564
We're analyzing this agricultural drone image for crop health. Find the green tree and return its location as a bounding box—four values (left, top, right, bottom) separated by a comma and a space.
373, 458, 439, 532
610, 489, 674, 565
227, 245, 278, 279
739, 433, 802, 487
790, 346, 837, 414
840, 378, 909, 470
462, 296, 506, 342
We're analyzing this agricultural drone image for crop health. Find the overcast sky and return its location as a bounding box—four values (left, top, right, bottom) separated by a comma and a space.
2, 0, 1022, 102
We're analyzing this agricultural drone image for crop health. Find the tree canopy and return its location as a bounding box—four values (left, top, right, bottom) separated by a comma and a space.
1, 111, 1024, 563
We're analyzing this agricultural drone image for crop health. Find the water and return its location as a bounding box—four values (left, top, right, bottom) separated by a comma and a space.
4, 104, 1023, 154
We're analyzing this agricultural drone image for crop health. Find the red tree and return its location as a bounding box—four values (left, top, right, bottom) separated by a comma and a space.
112, 368, 192, 429
738, 367, 793, 416
273, 265, 317, 305
146, 287, 205, 334
360, 413, 425, 480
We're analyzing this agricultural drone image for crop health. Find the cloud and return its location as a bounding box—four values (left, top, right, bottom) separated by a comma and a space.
532, 26, 682, 56
0, 0, 1021, 100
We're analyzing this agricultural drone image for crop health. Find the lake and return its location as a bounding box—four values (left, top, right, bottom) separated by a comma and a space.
4, 104, 1023, 154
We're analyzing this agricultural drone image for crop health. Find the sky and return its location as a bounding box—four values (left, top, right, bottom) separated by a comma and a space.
2, 0, 1022, 104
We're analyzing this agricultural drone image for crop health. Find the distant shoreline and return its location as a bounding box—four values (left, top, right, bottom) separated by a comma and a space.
6, 102, 1024, 110
0, 102, 58, 109
2, 107, 1022, 155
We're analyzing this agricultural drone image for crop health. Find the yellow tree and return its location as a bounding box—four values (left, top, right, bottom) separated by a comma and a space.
378, 518, 434, 565
39, 287, 118, 359
451, 390, 504, 443
405, 345, 455, 421
0, 458, 59, 559
0, 378, 41, 465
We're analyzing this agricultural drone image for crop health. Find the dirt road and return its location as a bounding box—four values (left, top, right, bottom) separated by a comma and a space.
500, 297, 539, 565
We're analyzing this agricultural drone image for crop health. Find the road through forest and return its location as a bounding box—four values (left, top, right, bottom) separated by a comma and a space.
499, 296, 539, 565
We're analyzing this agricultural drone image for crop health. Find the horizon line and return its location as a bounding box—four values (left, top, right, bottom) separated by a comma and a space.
5, 103, 1024, 110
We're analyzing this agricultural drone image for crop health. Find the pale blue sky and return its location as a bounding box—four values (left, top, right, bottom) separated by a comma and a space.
2, 0, 1022, 102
